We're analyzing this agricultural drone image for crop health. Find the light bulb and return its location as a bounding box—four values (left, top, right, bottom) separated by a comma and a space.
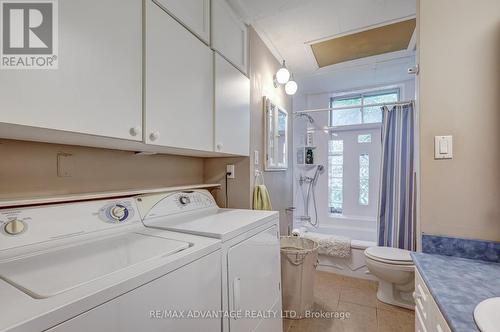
275, 61, 290, 84
285, 79, 298, 95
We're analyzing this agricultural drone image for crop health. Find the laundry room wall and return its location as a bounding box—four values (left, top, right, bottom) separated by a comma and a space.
0, 139, 204, 200
204, 27, 294, 235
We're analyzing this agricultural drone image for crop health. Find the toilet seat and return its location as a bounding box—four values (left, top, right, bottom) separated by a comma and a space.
365, 246, 413, 265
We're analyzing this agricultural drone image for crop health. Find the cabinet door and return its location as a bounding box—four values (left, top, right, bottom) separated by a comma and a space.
154, 0, 210, 44
47, 251, 222, 332
214, 54, 250, 156
211, 0, 248, 74
227, 225, 282, 332
145, 0, 213, 151
0, 0, 142, 141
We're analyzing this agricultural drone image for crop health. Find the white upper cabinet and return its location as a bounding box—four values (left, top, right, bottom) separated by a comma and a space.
211, 0, 248, 75
0, 0, 142, 141
214, 54, 250, 156
145, 0, 214, 152
153, 0, 210, 44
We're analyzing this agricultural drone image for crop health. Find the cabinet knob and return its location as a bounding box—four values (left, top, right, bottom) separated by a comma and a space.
129, 126, 141, 137
150, 131, 160, 141
216, 143, 223, 151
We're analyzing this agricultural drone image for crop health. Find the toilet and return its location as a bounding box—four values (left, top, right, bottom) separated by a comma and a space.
364, 246, 415, 310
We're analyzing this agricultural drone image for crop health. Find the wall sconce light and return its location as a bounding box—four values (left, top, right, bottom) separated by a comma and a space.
275, 60, 290, 85
273, 60, 298, 95
285, 75, 298, 95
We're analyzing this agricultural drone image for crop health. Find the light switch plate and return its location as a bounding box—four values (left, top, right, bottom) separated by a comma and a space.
254, 150, 259, 166
434, 136, 453, 159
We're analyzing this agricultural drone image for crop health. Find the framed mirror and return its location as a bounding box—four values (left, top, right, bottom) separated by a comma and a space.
264, 97, 288, 171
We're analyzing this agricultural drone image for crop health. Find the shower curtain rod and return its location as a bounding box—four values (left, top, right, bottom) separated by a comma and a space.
294, 100, 414, 114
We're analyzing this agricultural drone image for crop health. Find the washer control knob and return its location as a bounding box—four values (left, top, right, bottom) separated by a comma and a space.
110, 205, 127, 221
179, 196, 190, 205
4, 219, 25, 235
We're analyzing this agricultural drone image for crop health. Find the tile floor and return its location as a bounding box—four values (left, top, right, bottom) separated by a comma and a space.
283, 271, 415, 332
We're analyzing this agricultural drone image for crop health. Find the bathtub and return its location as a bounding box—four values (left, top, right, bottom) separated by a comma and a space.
300, 223, 377, 280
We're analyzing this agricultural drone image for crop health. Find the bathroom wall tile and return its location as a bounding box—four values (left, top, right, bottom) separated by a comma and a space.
422, 234, 500, 263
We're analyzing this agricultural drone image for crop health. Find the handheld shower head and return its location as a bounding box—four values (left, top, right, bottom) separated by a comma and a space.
312, 165, 324, 183
295, 113, 315, 124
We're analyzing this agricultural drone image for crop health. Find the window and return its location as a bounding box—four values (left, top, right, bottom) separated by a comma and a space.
359, 154, 369, 205
329, 89, 399, 127
328, 130, 380, 218
358, 134, 372, 143
326, 88, 393, 219
328, 140, 343, 214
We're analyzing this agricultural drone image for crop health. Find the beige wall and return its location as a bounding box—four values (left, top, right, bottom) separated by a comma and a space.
203, 156, 251, 209
418, 0, 500, 241
248, 27, 294, 235
0, 139, 204, 200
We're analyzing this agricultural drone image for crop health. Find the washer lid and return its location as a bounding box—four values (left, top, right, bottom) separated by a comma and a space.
0, 232, 190, 299
365, 246, 413, 263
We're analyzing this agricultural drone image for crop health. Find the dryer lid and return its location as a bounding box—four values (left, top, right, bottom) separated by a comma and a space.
365, 246, 413, 262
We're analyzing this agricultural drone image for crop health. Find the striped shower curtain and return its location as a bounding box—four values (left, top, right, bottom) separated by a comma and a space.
377, 103, 416, 251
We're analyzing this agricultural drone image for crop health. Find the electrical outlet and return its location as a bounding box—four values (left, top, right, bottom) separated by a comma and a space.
226, 164, 235, 179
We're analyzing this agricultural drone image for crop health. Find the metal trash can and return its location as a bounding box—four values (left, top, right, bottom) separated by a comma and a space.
280, 236, 319, 319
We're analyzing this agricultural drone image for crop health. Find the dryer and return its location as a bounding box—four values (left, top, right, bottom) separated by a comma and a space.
136, 189, 283, 332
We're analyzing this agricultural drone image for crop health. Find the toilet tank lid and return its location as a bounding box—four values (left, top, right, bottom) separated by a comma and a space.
365, 246, 413, 262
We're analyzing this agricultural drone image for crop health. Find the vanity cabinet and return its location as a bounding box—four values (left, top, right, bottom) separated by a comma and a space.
0, 0, 142, 141
153, 0, 210, 44
211, 0, 248, 75
214, 54, 250, 155
145, 0, 214, 152
415, 270, 452, 332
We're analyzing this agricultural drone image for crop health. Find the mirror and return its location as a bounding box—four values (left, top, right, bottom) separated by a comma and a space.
265, 97, 288, 170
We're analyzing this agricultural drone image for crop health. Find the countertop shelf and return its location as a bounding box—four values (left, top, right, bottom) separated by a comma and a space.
0, 183, 221, 208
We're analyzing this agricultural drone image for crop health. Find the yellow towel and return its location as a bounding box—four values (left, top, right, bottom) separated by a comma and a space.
253, 185, 272, 210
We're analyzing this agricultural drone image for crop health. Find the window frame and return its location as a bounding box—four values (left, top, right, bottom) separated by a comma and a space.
328, 87, 400, 127
327, 125, 382, 220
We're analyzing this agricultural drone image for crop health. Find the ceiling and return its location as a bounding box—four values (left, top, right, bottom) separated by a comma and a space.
228, 0, 417, 81
311, 18, 416, 67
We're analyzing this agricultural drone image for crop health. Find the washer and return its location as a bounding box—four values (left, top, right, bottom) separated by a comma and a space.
0, 197, 222, 332
136, 189, 283, 332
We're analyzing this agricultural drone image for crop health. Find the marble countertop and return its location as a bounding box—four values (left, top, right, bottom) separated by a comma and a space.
411, 252, 500, 332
